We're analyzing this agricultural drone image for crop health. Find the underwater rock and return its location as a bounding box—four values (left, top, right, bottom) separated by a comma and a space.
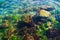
33, 16, 52, 25
17, 15, 37, 35
40, 9, 51, 17
33, 16, 47, 24
17, 21, 35, 29
18, 24, 36, 36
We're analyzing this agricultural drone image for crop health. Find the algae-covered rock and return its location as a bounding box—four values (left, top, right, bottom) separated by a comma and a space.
40, 10, 51, 17
21, 14, 33, 23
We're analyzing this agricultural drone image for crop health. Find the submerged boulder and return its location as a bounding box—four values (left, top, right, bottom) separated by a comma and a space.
17, 21, 33, 29
40, 9, 51, 17
33, 16, 52, 25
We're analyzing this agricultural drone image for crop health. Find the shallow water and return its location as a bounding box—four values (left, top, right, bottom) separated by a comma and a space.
0, 0, 60, 14
0, 0, 60, 40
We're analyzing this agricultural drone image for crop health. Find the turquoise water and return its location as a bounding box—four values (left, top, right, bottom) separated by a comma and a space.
0, 0, 60, 14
